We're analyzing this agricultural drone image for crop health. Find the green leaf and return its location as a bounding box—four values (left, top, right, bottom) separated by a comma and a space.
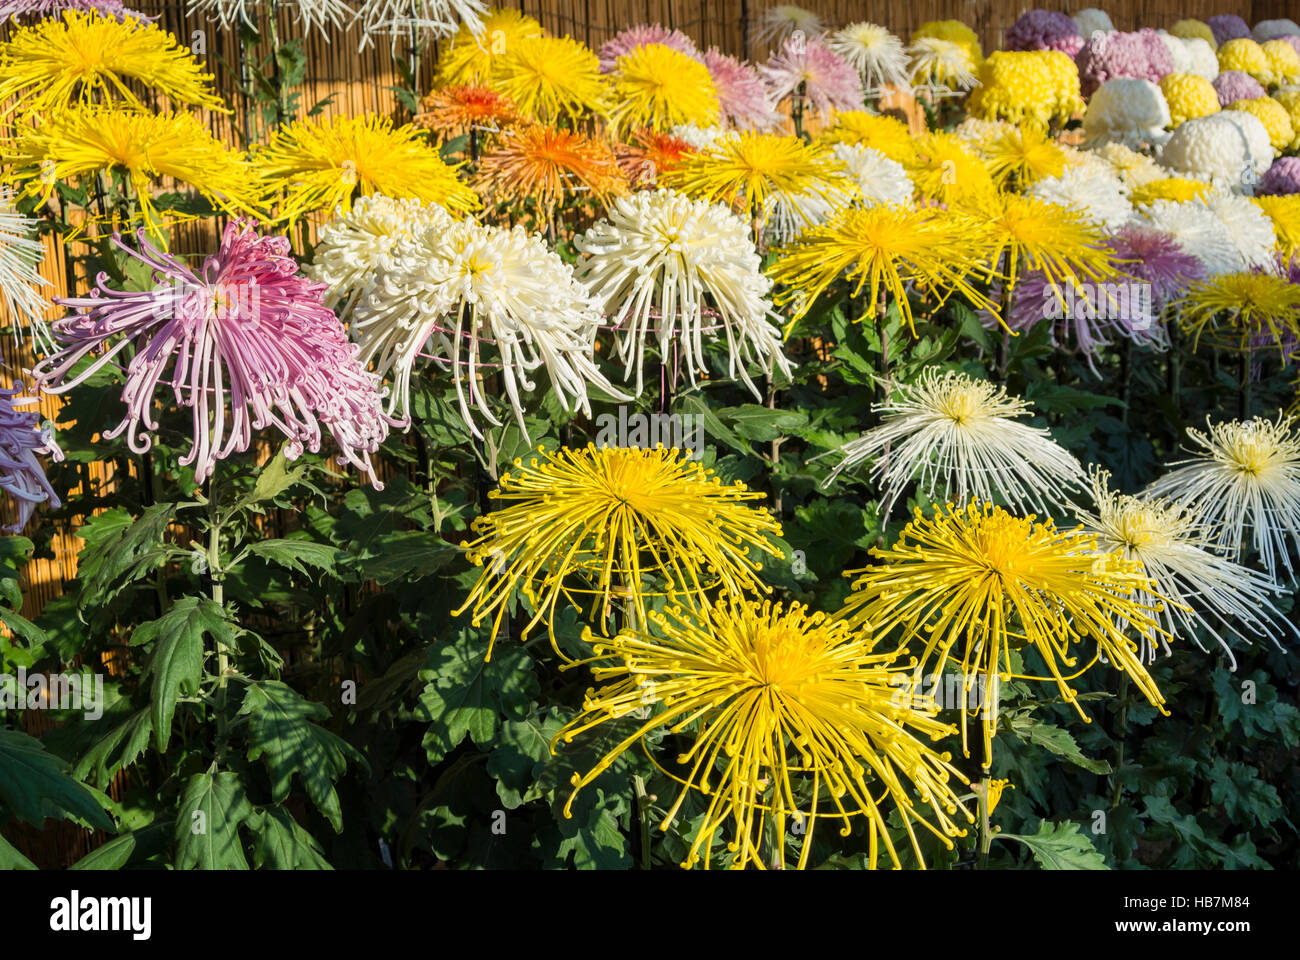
238, 680, 365, 833
0, 830, 35, 869
75, 503, 177, 612
73, 707, 153, 787
714, 404, 809, 442
0, 605, 46, 647
175, 771, 253, 870
240, 448, 305, 507
677, 394, 751, 455
487, 710, 564, 809
244, 539, 339, 578
0, 728, 114, 830
69, 820, 173, 870
250, 805, 333, 869
998, 820, 1109, 870
1006, 716, 1112, 774
131, 596, 231, 751
342, 530, 459, 584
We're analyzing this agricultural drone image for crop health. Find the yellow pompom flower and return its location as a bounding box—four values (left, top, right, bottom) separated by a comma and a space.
1226, 97, 1295, 150
454, 444, 784, 655
491, 34, 607, 123
912, 20, 982, 67
905, 131, 996, 205
968, 50, 1082, 131
1274, 88, 1300, 147
4, 105, 256, 234
819, 110, 917, 164
1175, 272, 1300, 359
0, 10, 226, 117
980, 126, 1067, 188
1254, 194, 1300, 257
553, 596, 974, 870
964, 192, 1115, 294
838, 501, 1170, 765
1262, 39, 1300, 86
1218, 38, 1273, 85
1129, 176, 1212, 205
252, 113, 479, 225
1170, 19, 1216, 50
606, 43, 720, 134
1159, 73, 1220, 127
434, 7, 545, 87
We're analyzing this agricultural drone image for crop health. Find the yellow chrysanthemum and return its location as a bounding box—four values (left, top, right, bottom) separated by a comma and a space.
1175, 272, 1300, 358
907, 37, 978, 95
963, 192, 1115, 293
433, 8, 545, 87
912, 20, 982, 67
905, 131, 996, 205
1226, 97, 1296, 151
1159, 73, 1220, 127
838, 501, 1170, 765
768, 203, 999, 336
0, 10, 225, 117
252, 113, 478, 224
554, 596, 974, 870
454, 444, 784, 655
491, 34, 607, 123
1274, 88, 1300, 147
819, 110, 917, 164
3, 105, 256, 233
1129, 176, 1212, 205
1254, 194, 1300, 257
1262, 39, 1300, 86
606, 43, 720, 134
980, 126, 1068, 188
967, 50, 1083, 131
1170, 19, 1216, 50
1218, 38, 1273, 85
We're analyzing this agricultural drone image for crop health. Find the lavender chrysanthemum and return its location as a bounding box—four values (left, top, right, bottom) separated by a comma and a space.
1259, 157, 1300, 195
1213, 70, 1266, 106
1106, 225, 1206, 315
1005, 10, 1084, 58
0, 386, 62, 533
598, 24, 700, 72
31, 222, 395, 487
1076, 29, 1174, 97
703, 47, 783, 130
759, 33, 863, 121
1206, 15, 1250, 46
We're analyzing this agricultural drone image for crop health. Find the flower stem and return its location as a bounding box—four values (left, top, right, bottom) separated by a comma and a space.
1111, 670, 1130, 808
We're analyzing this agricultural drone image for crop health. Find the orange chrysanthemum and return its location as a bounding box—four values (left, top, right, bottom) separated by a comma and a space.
417, 85, 522, 137
473, 124, 629, 211
615, 128, 697, 187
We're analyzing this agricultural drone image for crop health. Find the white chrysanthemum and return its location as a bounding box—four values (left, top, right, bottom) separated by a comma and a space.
1254, 19, 1300, 42
1137, 199, 1241, 275
907, 37, 977, 97
830, 143, 913, 207
671, 123, 728, 150
574, 189, 793, 399
1072, 9, 1114, 37
354, 219, 623, 435
1027, 166, 1133, 231
0, 193, 51, 352
187, 0, 354, 35
1201, 190, 1279, 270
355, 0, 486, 50
761, 180, 858, 245
1091, 141, 1168, 188
1157, 30, 1194, 75
1060, 143, 1122, 180
821, 368, 1086, 515
828, 22, 909, 96
953, 116, 1016, 146
1162, 112, 1272, 183
1147, 415, 1300, 584
1083, 78, 1172, 149
756, 5, 823, 47
1183, 37, 1219, 80
1076, 467, 1297, 666
307, 195, 453, 310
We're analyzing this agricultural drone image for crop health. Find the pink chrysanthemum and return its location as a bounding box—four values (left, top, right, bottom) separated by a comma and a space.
1206, 15, 1251, 46
1107, 224, 1206, 314
32, 222, 396, 488
0, 385, 62, 533
1213, 70, 1266, 105
1259, 157, 1300, 195
598, 23, 700, 72
759, 33, 863, 121
1005, 10, 1085, 58
704, 46, 783, 129
1076, 29, 1174, 97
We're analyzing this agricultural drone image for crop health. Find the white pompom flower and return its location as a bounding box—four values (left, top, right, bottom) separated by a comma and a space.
1083, 78, 1172, 149
1136, 199, 1242, 276
1027, 166, 1133, 231
1183, 37, 1219, 80
1162, 112, 1272, 184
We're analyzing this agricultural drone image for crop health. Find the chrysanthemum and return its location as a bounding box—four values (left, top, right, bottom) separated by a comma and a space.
555, 596, 973, 870
838, 501, 1170, 764
31, 223, 395, 487
979, 126, 1068, 189
0, 193, 52, 351
755, 4, 822, 47
0, 10, 226, 116
1218, 37, 1273, 85
767, 203, 998, 336
252, 113, 478, 225
1170, 19, 1217, 49
454, 444, 783, 651
1025, 165, 1133, 231
0, 1, 137, 18
823, 368, 1085, 517
1160, 72, 1221, 126
187, 0, 352, 36
1090, 140, 1167, 189
905, 132, 996, 206
818, 110, 916, 164
607, 43, 720, 134
352, 218, 621, 434
1174, 271, 1300, 359
829, 143, 912, 206
968, 50, 1083, 131
433, 7, 543, 87
967, 192, 1115, 294
1082, 77, 1172, 149
5, 105, 259, 235
353, 0, 487, 50
1074, 8, 1114, 38
416, 84, 521, 137
759, 33, 864, 121
1259, 155, 1300, 196
1129, 176, 1212, 205
1226, 96, 1296, 150
615, 128, 696, 188
1254, 193, 1300, 257
1075, 28, 1174, 97
1076, 467, 1296, 666
701, 47, 783, 130
907, 37, 977, 97
1137, 199, 1243, 277
1207, 15, 1250, 46
490, 34, 607, 123
575, 189, 793, 398
1202, 190, 1279, 271
1004, 9, 1084, 57
1213, 69, 1266, 106
912, 19, 982, 66
1263, 39, 1300, 85
1255, 19, 1300, 43
827, 22, 909, 96
1106, 224, 1206, 313
472, 124, 627, 214
1147, 415, 1300, 582
0, 384, 62, 533
597, 23, 699, 72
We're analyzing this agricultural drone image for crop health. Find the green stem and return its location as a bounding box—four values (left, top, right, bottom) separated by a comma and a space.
1111, 671, 1130, 808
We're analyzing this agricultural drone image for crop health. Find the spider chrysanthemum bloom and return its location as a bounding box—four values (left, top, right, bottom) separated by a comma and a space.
472, 124, 628, 215
827, 22, 909, 97
768, 203, 999, 336
614, 128, 696, 187
1076, 467, 1296, 666
1254, 194, 1300, 258
606, 43, 720, 134
575, 189, 793, 398
1147, 415, 1300, 583
979, 126, 1067, 189
0, 193, 52, 351
701, 47, 783, 131
454, 444, 784, 652
5, 105, 258, 235
755, 4, 822, 47
822, 369, 1086, 514
554, 596, 974, 870
907, 37, 978, 97
597, 23, 699, 72
912, 19, 983, 66
354, 0, 487, 50
759, 33, 864, 122
490, 35, 607, 124
829, 143, 913, 207
838, 501, 1170, 764
31, 222, 395, 487
433, 7, 543, 87
1106, 224, 1206, 314
818, 110, 917, 164
0, 384, 62, 533
252, 113, 478, 225
1174, 272, 1300, 359
352, 218, 620, 433
905, 132, 996, 206
187, 0, 353, 36
0, 10, 226, 116
416, 84, 521, 137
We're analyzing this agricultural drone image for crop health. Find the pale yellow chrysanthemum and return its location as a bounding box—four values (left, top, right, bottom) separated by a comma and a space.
1226, 97, 1295, 151
1170, 19, 1216, 51
1274, 88, 1300, 147
554, 596, 975, 870
912, 20, 982, 67
907, 37, 977, 97
433, 7, 545, 87
1262, 39, 1300, 86
1253, 194, 1300, 257
1160, 73, 1220, 127
1088, 141, 1167, 189
905, 131, 996, 205
490, 34, 607, 123
1129, 176, 1212, 205
606, 43, 720, 134
818, 109, 917, 164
